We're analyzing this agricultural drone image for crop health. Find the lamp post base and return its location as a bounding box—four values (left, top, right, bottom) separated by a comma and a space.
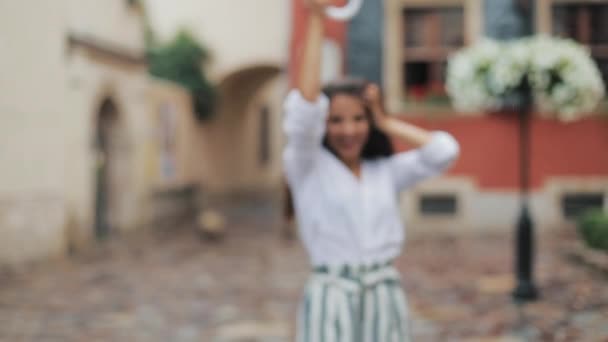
512, 280, 538, 302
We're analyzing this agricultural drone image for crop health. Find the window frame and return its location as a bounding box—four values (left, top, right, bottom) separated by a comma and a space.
561, 192, 605, 220
384, 0, 482, 116
419, 193, 459, 216
401, 7, 465, 102
259, 105, 272, 167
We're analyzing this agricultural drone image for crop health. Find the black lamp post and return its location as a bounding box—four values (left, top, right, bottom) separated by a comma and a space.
484, 0, 539, 303
511, 78, 539, 302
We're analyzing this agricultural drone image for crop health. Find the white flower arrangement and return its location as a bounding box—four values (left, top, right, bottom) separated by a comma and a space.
446, 35, 606, 121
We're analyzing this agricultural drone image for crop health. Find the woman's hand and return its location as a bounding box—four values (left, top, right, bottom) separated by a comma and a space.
363, 83, 433, 147
306, 0, 331, 15
363, 83, 388, 129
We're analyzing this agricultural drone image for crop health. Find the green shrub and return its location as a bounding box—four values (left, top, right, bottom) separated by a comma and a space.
577, 209, 608, 251
147, 30, 216, 121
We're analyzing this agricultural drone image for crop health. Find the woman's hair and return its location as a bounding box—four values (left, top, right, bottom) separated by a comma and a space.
321, 78, 393, 159
283, 79, 394, 225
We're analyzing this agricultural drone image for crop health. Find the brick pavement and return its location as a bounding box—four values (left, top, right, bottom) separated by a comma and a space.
1, 210, 607, 341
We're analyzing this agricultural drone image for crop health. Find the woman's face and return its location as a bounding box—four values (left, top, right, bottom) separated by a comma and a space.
326, 93, 370, 165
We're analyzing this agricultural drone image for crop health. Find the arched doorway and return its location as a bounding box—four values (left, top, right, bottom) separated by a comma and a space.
202, 64, 283, 191
93, 98, 124, 239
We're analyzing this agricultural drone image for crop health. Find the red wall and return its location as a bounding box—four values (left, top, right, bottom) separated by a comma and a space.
395, 115, 608, 190
289, 0, 608, 191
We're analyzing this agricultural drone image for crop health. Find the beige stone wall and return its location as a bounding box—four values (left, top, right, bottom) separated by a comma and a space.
144, 0, 290, 194
401, 176, 608, 236
190, 70, 286, 194
0, 0, 71, 266
0, 0, 70, 195
0, 0, 186, 266
144, 0, 289, 79
0, 0, 289, 266
141, 78, 201, 223
145, 78, 200, 189
64, 49, 207, 247
64, 49, 151, 246
143, 73, 288, 210
67, 0, 145, 53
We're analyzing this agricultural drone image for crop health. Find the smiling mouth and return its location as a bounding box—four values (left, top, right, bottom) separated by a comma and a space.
336, 139, 362, 150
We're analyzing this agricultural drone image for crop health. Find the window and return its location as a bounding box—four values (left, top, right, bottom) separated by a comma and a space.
402, 7, 464, 102
159, 102, 177, 181
385, 0, 480, 114
552, 3, 608, 87
259, 106, 271, 166
419, 194, 458, 215
562, 193, 604, 219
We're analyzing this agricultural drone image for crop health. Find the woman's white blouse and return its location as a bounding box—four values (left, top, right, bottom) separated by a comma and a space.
283, 90, 460, 267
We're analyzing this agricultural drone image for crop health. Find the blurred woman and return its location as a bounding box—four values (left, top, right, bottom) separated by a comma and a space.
283, 0, 460, 340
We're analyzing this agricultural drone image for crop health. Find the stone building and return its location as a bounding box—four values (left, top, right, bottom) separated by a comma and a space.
0, 0, 201, 267
145, 0, 290, 194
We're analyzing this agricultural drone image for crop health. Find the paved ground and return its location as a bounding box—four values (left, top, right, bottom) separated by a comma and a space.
1, 204, 607, 341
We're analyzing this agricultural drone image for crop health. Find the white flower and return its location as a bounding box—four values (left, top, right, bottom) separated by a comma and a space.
528, 36, 605, 119
446, 35, 606, 120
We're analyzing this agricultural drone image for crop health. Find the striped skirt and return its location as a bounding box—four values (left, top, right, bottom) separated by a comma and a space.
296, 262, 411, 342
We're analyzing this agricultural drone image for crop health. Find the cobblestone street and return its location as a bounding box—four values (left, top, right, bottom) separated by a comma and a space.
1, 204, 607, 341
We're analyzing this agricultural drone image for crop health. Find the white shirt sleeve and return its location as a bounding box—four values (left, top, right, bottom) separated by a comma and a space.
388, 131, 460, 191
282, 89, 330, 188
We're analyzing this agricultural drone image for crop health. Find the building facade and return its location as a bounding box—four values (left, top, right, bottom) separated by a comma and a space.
145, 0, 292, 194
289, 0, 608, 233
0, 0, 201, 267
